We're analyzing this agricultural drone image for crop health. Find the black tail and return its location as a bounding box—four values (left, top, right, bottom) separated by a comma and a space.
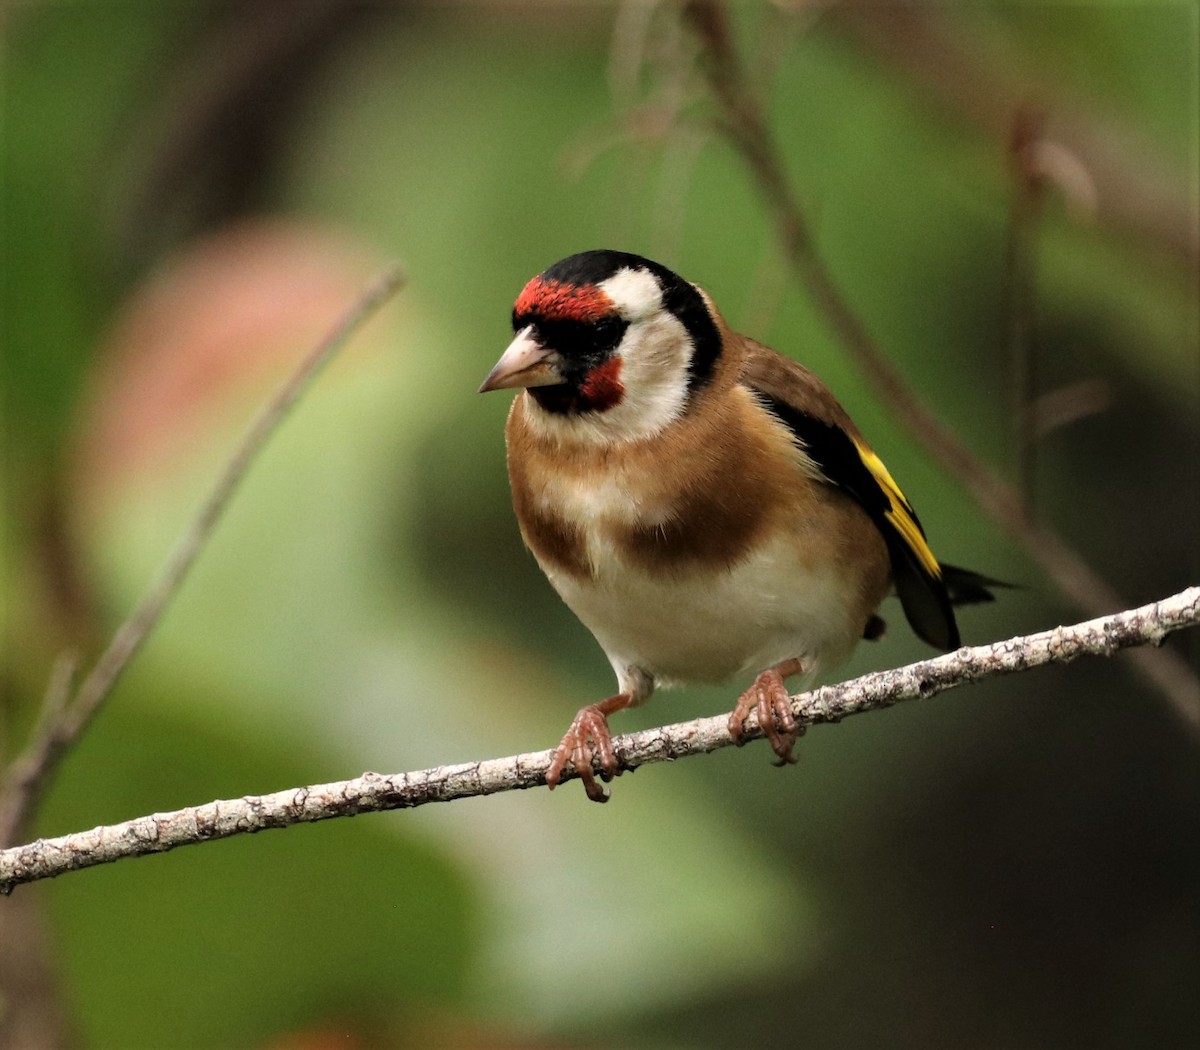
941, 564, 1013, 607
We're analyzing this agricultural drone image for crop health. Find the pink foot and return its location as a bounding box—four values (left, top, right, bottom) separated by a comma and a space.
727, 660, 806, 766
546, 694, 632, 802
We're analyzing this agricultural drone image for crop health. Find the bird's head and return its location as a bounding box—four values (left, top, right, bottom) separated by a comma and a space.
479, 250, 722, 442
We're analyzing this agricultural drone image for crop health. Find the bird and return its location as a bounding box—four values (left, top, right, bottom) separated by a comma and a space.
480, 249, 1000, 802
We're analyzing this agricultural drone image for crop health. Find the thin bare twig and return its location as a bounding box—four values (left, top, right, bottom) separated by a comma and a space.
682, 1, 1200, 736
2, 586, 1197, 895
0, 265, 407, 848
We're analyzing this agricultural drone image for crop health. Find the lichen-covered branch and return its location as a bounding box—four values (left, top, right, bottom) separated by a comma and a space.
2, 585, 1196, 895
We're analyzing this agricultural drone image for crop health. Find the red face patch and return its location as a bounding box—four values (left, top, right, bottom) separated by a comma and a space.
514, 277, 614, 323
578, 356, 624, 411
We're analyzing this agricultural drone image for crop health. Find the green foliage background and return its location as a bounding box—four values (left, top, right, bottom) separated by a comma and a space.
3, 3, 1198, 1047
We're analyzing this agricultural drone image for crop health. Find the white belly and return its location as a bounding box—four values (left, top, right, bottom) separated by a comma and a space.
545, 532, 865, 700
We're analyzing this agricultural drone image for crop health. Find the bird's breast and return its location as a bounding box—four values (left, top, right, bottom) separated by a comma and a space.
512, 454, 770, 583
549, 526, 874, 686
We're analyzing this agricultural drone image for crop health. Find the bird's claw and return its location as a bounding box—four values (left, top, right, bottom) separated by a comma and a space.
546, 699, 625, 802
728, 666, 806, 765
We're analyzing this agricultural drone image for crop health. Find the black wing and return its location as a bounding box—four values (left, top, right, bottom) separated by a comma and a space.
741, 342, 964, 650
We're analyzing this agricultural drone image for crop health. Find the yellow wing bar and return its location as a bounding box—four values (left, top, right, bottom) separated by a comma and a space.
851, 438, 942, 579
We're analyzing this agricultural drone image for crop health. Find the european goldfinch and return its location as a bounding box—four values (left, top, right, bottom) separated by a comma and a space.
481, 250, 999, 801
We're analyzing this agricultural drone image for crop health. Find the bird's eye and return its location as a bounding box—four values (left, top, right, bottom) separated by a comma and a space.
535, 317, 627, 364
590, 317, 624, 352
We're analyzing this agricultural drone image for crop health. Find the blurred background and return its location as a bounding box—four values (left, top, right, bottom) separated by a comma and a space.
2, 2, 1197, 1047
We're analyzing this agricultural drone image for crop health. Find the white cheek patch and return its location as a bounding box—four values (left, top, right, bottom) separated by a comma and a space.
613, 309, 691, 433
524, 308, 692, 446
599, 268, 663, 322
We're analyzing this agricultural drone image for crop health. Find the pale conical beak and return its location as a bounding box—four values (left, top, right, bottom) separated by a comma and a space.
478, 328, 566, 393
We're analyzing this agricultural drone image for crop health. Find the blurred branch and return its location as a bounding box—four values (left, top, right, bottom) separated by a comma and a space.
0, 892, 70, 1048
832, 2, 1199, 272
114, 0, 374, 263
2, 586, 1198, 894
1006, 106, 1111, 499
1006, 106, 1046, 508
0, 265, 407, 850
683, 1, 1200, 737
